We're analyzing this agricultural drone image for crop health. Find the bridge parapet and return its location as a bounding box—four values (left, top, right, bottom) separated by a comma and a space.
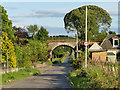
47, 40, 76, 43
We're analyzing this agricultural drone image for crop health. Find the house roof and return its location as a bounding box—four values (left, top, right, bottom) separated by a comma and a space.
107, 52, 115, 55
89, 42, 104, 52
100, 34, 120, 50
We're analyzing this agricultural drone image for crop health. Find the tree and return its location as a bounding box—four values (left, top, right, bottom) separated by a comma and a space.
13, 26, 29, 38
27, 40, 49, 61
36, 26, 49, 41
1, 5, 15, 40
109, 31, 116, 34
1, 32, 16, 68
27, 24, 39, 40
64, 5, 112, 41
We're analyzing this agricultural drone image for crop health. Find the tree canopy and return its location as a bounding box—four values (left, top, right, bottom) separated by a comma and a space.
27, 24, 39, 40
1, 32, 16, 68
64, 5, 112, 41
109, 31, 116, 34
36, 26, 49, 41
1, 5, 15, 40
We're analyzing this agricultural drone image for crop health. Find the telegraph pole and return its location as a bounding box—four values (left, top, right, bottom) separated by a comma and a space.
76, 30, 78, 59
85, 6, 87, 68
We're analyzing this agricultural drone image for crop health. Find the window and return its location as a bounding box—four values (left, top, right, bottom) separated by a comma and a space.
113, 39, 119, 47
114, 40, 118, 45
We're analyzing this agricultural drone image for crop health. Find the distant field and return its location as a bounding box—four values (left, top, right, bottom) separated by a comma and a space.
48, 37, 75, 40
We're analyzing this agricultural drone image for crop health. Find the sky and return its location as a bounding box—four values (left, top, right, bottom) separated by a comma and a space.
1, 1, 119, 36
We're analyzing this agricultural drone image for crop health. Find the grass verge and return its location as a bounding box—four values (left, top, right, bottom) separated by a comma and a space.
69, 61, 118, 88
1, 68, 41, 85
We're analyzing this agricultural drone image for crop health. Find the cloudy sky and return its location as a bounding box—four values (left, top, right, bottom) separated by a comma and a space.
1, 2, 119, 36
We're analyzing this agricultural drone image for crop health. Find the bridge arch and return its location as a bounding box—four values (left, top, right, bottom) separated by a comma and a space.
50, 44, 75, 60
47, 40, 76, 60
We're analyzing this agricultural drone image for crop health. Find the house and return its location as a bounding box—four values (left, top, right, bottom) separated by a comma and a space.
89, 34, 120, 63
100, 34, 120, 63
88, 42, 107, 62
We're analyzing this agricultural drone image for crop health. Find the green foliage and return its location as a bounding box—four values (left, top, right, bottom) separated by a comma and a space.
1, 32, 16, 68
64, 5, 112, 41
25, 67, 41, 76
69, 69, 90, 88
109, 31, 116, 34
73, 60, 82, 69
69, 61, 118, 88
21, 44, 31, 68
14, 44, 24, 67
27, 24, 39, 40
46, 60, 53, 65
52, 46, 72, 58
1, 5, 15, 40
28, 40, 48, 61
2, 68, 41, 85
36, 26, 49, 41
18, 40, 48, 68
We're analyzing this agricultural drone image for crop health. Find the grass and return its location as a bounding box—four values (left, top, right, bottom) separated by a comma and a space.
60, 52, 69, 63
46, 60, 53, 65
52, 58, 61, 62
69, 61, 119, 88
69, 76, 90, 88
1, 68, 41, 85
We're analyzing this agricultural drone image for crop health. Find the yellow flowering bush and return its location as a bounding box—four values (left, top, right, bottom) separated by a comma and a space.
1, 32, 16, 68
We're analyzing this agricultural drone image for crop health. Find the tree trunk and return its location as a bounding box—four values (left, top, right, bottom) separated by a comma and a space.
6, 49, 9, 73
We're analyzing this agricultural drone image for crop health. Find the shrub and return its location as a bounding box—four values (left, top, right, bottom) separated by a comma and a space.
73, 60, 82, 69
47, 60, 53, 65
1, 32, 16, 68
31, 68, 41, 76
69, 60, 118, 88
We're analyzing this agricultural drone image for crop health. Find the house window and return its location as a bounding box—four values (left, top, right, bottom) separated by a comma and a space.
113, 39, 119, 47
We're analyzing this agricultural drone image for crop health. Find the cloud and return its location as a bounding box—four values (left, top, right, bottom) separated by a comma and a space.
6, 6, 19, 9
16, 10, 65, 18
9, 17, 23, 22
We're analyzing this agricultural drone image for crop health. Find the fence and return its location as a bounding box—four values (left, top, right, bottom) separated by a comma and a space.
0, 67, 25, 74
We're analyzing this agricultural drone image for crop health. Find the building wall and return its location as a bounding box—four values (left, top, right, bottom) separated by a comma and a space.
107, 55, 116, 63
92, 51, 107, 62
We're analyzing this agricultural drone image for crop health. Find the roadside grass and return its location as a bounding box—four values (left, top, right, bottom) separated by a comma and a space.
69, 76, 90, 88
52, 58, 61, 62
1, 68, 41, 85
60, 52, 69, 63
69, 61, 118, 88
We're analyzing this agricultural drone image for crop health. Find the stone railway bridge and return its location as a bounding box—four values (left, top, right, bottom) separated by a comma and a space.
47, 40, 97, 60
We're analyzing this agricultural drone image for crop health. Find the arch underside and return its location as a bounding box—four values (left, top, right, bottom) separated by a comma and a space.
48, 42, 76, 60
51, 44, 75, 51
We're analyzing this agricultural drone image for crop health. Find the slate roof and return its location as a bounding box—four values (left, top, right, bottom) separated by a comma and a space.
100, 34, 120, 50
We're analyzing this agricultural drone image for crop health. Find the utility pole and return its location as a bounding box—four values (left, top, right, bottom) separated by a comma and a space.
76, 30, 78, 59
85, 6, 87, 68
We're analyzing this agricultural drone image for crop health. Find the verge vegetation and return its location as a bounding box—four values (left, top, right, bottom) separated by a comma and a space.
1, 68, 41, 85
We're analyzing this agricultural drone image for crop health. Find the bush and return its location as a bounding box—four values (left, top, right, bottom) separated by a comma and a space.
52, 61, 61, 64
31, 68, 41, 76
73, 60, 82, 69
47, 60, 53, 65
69, 61, 118, 88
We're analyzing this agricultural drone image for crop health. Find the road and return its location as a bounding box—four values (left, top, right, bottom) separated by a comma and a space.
2, 54, 73, 88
